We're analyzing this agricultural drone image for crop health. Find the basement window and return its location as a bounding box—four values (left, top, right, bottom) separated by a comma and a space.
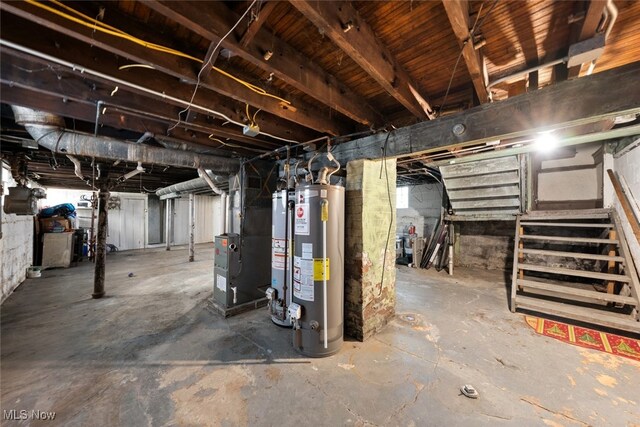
397, 186, 409, 209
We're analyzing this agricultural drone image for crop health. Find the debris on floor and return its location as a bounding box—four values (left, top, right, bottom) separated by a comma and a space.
461, 384, 479, 399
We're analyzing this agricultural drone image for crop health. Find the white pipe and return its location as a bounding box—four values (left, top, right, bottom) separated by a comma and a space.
605, 0, 618, 40
487, 57, 567, 91
322, 214, 328, 349
0, 39, 298, 144
587, 0, 618, 77
121, 162, 144, 181
222, 193, 229, 234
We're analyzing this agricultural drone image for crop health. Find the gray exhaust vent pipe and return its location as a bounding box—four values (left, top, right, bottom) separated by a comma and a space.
155, 170, 226, 197
11, 106, 240, 174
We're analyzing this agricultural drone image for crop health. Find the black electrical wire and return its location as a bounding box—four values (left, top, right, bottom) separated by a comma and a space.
438, 0, 499, 116
377, 130, 394, 298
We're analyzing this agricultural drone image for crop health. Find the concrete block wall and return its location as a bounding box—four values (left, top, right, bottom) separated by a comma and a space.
345, 159, 396, 341
1, 214, 34, 303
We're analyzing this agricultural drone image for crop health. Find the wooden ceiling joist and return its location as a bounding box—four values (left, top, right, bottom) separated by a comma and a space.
442, 0, 490, 104
143, 0, 382, 127
0, 1, 348, 136
0, 83, 249, 156
290, 0, 435, 120
239, 1, 278, 48
0, 15, 318, 144
0, 52, 280, 151
567, 0, 607, 79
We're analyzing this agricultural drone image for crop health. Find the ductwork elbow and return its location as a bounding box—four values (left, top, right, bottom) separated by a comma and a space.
12, 105, 66, 151
198, 169, 224, 195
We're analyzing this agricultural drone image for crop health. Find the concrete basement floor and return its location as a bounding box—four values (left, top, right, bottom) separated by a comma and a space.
1, 245, 639, 427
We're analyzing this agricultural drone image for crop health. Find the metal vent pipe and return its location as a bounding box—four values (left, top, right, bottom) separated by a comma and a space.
11, 106, 240, 174
155, 177, 211, 197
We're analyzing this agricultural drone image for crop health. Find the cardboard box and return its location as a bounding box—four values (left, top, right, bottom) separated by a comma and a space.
39, 217, 71, 233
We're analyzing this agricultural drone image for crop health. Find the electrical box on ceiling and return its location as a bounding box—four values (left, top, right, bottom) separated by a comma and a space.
243, 124, 260, 137
567, 34, 606, 68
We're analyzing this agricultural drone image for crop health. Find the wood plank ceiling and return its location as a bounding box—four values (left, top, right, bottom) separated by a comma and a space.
1, 0, 639, 189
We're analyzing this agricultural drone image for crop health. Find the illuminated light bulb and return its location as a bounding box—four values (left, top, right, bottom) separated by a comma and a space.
533, 132, 558, 152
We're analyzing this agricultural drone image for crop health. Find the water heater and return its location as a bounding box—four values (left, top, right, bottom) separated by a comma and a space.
267, 189, 295, 326
290, 174, 345, 357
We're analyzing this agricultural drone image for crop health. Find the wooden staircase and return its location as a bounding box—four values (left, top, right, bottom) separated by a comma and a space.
511, 209, 640, 333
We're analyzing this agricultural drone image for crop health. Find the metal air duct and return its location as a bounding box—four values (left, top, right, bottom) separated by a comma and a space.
155, 177, 211, 197
11, 106, 240, 174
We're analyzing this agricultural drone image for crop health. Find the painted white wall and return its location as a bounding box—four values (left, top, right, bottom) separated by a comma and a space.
611, 145, 640, 270
171, 195, 220, 245
538, 142, 602, 201
107, 193, 147, 250
1, 165, 34, 303
39, 189, 148, 251
398, 183, 442, 239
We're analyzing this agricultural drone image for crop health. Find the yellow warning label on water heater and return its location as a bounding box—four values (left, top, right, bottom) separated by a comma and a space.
320, 200, 329, 222
313, 258, 330, 281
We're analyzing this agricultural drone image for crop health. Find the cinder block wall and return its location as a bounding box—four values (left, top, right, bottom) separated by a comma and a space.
345, 159, 396, 341
1, 214, 34, 303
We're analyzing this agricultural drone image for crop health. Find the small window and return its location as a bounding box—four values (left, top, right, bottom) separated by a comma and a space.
396, 186, 409, 209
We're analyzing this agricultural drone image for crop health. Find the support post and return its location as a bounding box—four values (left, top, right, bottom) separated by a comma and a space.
92, 187, 109, 299
165, 198, 172, 251
188, 193, 195, 262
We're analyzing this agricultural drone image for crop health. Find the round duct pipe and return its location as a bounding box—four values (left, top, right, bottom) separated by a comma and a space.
11, 106, 240, 174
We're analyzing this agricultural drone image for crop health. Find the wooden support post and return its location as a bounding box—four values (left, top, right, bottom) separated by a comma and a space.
188, 193, 195, 262
518, 226, 525, 283
607, 229, 617, 294
165, 198, 173, 251
510, 215, 522, 312
92, 187, 109, 299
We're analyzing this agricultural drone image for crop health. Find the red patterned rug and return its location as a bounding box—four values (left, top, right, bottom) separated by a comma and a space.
525, 316, 640, 361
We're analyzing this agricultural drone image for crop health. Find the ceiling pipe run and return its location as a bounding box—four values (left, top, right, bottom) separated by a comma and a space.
11, 106, 240, 174
155, 177, 211, 197
155, 170, 226, 197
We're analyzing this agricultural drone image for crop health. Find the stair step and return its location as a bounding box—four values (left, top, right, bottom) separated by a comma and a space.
519, 263, 631, 282
519, 248, 625, 262
521, 209, 611, 220
515, 295, 640, 333
520, 222, 614, 228
517, 279, 638, 305
519, 235, 619, 245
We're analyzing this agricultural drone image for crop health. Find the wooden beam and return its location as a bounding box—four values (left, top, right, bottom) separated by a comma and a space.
0, 47, 282, 150
567, 0, 607, 79
328, 61, 640, 164
186, 41, 221, 123
442, 0, 489, 103
0, 83, 264, 157
290, 1, 434, 120
144, 0, 382, 127
239, 1, 278, 48
0, 1, 349, 136
0, 15, 320, 142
